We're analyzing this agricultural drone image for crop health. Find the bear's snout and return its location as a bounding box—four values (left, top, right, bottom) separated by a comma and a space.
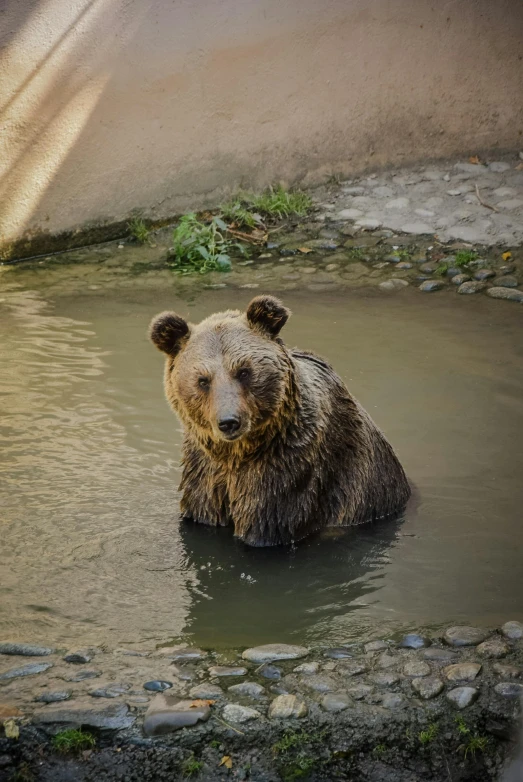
218, 415, 241, 438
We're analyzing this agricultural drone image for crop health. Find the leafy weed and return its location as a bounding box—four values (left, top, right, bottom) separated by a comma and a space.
169, 213, 247, 274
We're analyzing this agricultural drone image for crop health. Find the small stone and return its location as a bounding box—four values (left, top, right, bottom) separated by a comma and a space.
301, 675, 337, 693
364, 641, 388, 653
0, 643, 56, 657
35, 691, 71, 703
66, 670, 101, 682
493, 187, 518, 198
451, 274, 471, 285
493, 275, 518, 288
501, 621, 523, 640
346, 684, 374, 700
382, 693, 405, 709
293, 662, 319, 675
144, 694, 211, 736
373, 186, 395, 197
170, 665, 194, 681
298, 267, 317, 274
496, 198, 523, 210
396, 261, 413, 269
270, 684, 289, 696
0, 662, 53, 681
399, 634, 430, 650
457, 281, 486, 295
444, 663, 482, 682
403, 661, 431, 678
256, 664, 281, 680
385, 197, 410, 209
492, 663, 521, 679
379, 279, 409, 292
323, 648, 353, 659
369, 672, 400, 687
189, 683, 223, 699
355, 218, 382, 230
401, 222, 434, 235
423, 648, 458, 662
341, 186, 365, 195
446, 687, 479, 709
167, 647, 205, 661
377, 654, 398, 669
35, 699, 135, 730
325, 263, 339, 271
487, 287, 523, 302
444, 626, 490, 647
143, 681, 172, 692
223, 704, 261, 724
412, 676, 444, 700
488, 161, 511, 173
208, 666, 247, 677
282, 272, 301, 281
242, 644, 308, 663
64, 650, 92, 664
337, 660, 367, 677
477, 638, 509, 658
419, 261, 438, 273
494, 682, 523, 698
321, 692, 351, 712
90, 684, 130, 699
268, 694, 307, 719
419, 280, 445, 292
239, 283, 260, 289
337, 209, 363, 220
415, 208, 435, 218
228, 682, 264, 698
473, 269, 495, 281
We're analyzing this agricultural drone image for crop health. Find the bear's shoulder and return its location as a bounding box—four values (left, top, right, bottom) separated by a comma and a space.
290, 349, 333, 374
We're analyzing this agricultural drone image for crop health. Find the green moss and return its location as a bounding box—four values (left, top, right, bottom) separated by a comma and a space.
273, 730, 312, 755
372, 743, 387, 758
182, 754, 204, 778
51, 728, 96, 755
419, 723, 439, 745
280, 756, 316, 781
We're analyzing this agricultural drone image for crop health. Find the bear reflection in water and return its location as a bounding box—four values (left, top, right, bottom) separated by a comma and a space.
150, 295, 410, 547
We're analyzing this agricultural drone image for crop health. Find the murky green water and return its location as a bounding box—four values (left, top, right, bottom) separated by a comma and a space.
1, 263, 523, 650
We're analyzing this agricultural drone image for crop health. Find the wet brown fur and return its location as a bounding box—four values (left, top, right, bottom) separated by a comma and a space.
149, 296, 411, 547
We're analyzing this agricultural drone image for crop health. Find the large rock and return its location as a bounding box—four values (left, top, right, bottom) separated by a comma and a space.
321, 692, 351, 713
143, 694, 211, 736
411, 677, 444, 700
443, 626, 489, 647
399, 634, 430, 650
444, 663, 482, 682
0, 662, 52, 681
494, 682, 523, 699
487, 287, 523, 302
268, 694, 307, 719
423, 647, 458, 662
446, 687, 479, 710
242, 644, 308, 663
403, 661, 431, 678
35, 698, 135, 730
0, 643, 56, 657
476, 638, 509, 658
222, 704, 261, 724
501, 621, 523, 640
337, 660, 367, 677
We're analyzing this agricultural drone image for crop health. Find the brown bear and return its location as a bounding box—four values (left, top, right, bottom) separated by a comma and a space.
149, 295, 410, 547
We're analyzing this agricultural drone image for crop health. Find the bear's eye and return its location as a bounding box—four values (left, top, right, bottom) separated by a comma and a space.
198, 377, 211, 390
236, 368, 251, 382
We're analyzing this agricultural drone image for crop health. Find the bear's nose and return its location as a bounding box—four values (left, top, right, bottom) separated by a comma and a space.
218, 416, 241, 435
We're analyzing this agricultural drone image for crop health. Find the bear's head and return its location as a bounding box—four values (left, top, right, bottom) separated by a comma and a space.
149, 296, 292, 445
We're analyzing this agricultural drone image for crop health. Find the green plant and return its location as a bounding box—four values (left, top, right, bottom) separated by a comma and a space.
455, 715, 470, 736
12, 763, 34, 782
464, 734, 489, 759
251, 186, 312, 219
372, 743, 387, 758
419, 723, 439, 745
127, 217, 151, 244
169, 214, 246, 274
182, 754, 204, 778
220, 195, 258, 229
273, 731, 311, 755
347, 247, 366, 260
51, 729, 96, 755
435, 262, 448, 276
209, 739, 221, 749
454, 250, 478, 267
280, 756, 315, 781
397, 249, 412, 261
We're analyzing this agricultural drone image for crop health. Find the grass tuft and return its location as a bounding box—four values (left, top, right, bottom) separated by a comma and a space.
419, 723, 439, 745
454, 250, 478, 267
464, 734, 489, 759
182, 754, 204, 778
51, 728, 96, 755
169, 213, 247, 275
127, 217, 151, 244
220, 186, 312, 229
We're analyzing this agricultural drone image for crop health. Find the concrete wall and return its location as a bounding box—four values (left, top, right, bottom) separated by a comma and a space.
1, 0, 523, 259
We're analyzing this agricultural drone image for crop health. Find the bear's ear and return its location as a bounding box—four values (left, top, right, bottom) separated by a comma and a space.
149, 311, 190, 356
246, 295, 290, 338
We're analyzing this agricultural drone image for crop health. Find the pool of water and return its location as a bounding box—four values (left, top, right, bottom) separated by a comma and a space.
1, 276, 522, 650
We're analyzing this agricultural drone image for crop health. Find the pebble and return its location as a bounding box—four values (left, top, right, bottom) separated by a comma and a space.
0, 662, 53, 681
382, 693, 406, 710
321, 692, 351, 712
444, 663, 482, 682
492, 663, 521, 679
64, 650, 92, 664
396, 261, 413, 269
476, 638, 509, 658
355, 218, 382, 230
228, 682, 265, 698
171, 665, 194, 681
423, 647, 458, 662
34, 691, 71, 703
411, 676, 444, 700
239, 283, 260, 289
337, 209, 363, 220
325, 263, 339, 271
301, 674, 337, 693
473, 269, 495, 281
364, 641, 388, 653
369, 672, 400, 687
35, 699, 135, 730
496, 199, 523, 210
293, 662, 319, 675
208, 666, 247, 677
399, 634, 430, 650
451, 274, 471, 285
342, 186, 365, 195
143, 680, 172, 692
89, 684, 130, 699
337, 660, 367, 677
323, 647, 353, 659
494, 682, 523, 698
493, 275, 518, 288
444, 626, 490, 647
143, 695, 211, 736
487, 287, 523, 302
385, 198, 410, 210
379, 279, 409, 292
419, 280, 445, 292
488, 162, 511, 173
377, 653, 398, 669
256, 664, 282, 680
346, 684, 374, 700
403, 661, 431, 678
446, 687, 479, 710
457, 281, 486, 295
268, 694, 307, 719
223, 704, 261, 723
0, 643, 55, 657
189, 683, 224, 699
419, 262, 438, 273
401, 222, 434, 235
242, 644, 309, 663
501, 621, 523, 640
66, 670, 101, 682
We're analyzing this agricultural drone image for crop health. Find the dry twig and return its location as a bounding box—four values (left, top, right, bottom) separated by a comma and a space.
475, 183, 499, 212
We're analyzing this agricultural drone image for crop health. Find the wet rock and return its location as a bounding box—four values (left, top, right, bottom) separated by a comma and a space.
493, 275, 518, 288
143, 694, 211, 736
369, 672, 400, 687
66, 670, 101, 682
501, 621, 523, 640
403, 661, 431, 678
457, 281, 486, 294
64, 650, 92, 664
396, 261, 413, 269
35, 699, 135, 729
321, 692, 351, 713
399, 634, 430, 650
208, 666, 247, 677
301, 675, 337, 693
499, 263, 516, 274
476, 637, 509, 658
423, 647, 458, 662
303, 239, 339, 250
364, 641, 388, 653
451, 274, 471, 285
89, 684, 131, 698
444, 626, 489, 647
385, 198, 410, 210
446, 687, 479, 709
492, 663, 521, 679
228, 682, 265, 698
337, 660, 367, 677
419, 262, 439, 274
0, 643, 56, 657
189, 683, 224, 699
143, 681, 173, 692
419, 280, 445, 292
0, 662, 53, 681
411, 676, 444, 700
444, 663, 482, 682
293, 662, 319, 675
256, 664, 281, 680
401, 222, 434, 235
270, 684, 289, 696
487, 287, 523, 302
268, 694, 307, 719
155, 646, 206, 661
170, 665, 194, 681
242, 644, 308, 663
337, 209, 363, 220
35, 691, 72, 703
347, 684, 374, 700
323, 647, 353, 660
355, 218, 382, 230
379, 279, 409, 292
473, 269, 495, 281
223, 703, 261, 723
494, 682, 523, 698
445, 267, 461, 279
382, 693, 406, 709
